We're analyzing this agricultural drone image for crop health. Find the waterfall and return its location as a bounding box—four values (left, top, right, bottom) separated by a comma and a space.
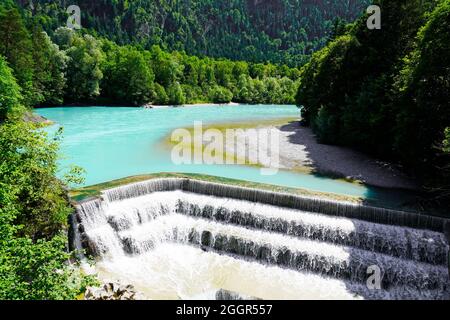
72, 178, 450, 300
175, 199, 448, 265
102, 178, 447, 231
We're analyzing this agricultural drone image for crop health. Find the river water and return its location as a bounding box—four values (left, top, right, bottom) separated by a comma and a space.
38, 105, 371, 198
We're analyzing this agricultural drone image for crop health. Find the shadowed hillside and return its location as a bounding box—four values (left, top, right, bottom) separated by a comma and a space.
16, 0, 370, 66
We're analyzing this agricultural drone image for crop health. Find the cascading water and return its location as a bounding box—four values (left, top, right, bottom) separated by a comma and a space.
73, 178, 450, 300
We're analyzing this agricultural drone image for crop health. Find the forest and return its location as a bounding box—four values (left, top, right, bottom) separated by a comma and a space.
296, 0, 450, 204
15, 0, 369, 67
1, 1, 304, 109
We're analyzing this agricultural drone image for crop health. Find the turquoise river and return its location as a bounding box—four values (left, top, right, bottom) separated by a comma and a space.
38, 104, 376, 198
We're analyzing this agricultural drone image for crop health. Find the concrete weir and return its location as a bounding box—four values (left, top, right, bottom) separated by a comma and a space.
71, 178, 450, 300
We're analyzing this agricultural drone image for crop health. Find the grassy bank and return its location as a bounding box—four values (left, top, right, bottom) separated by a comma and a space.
69, 172, 362, 204
69, 171, 435, 215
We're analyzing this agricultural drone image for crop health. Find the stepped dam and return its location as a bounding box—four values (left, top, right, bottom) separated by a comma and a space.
71, 178, 450, 300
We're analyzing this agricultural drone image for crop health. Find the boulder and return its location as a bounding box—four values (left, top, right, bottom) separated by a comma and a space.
84, 281, 144, 300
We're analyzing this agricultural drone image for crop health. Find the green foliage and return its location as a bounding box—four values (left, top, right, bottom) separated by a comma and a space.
152, 83, 169, 105
0, 3, 302, 107
167, 82, 186, 105
444, 128, 450, 154
55, 28, 105, 102
0, 5, 34, 105
19, 0, 370, 67
0, 15, 94, 296
0, 5, 70, 107
0, 121, 71, 239
0, 120, 95, 300
209, 86, 233, 104
0, 56, 22, 120
297, 0, 440, 151
296, 0, 450, 200
0, 234, 97, 300
30, 26, 68, 106
296, 34, 358, 130
150, 46, 184, 87
314, 106, 339, 144
101, 42, 155, 105
393, 0, 450, 169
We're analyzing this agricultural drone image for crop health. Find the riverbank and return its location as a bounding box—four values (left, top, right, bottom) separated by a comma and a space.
34, 102, 264, 109
23, 111, 53, 125
264, 121, 418, 190
69, 172, 430, 214
69, 172, 361, 203
186, 120, 418, 190
144, 102, 241, 108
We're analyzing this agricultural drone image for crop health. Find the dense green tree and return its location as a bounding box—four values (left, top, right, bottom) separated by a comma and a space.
235, 74, 252, 103
152, 83, 169, 105
214, 61, 234, 88
30, 26, 68, 105
183, 59, 200, 86
209, 86, 233, 104
150, 46, 183, 87
0, 57, 22, 121
0, 121, 96, 299
55, 28, 105, 102
167, 82, 186, 105
296, 0, 450, 201
1, 1, 303, 109
393, 0, 450, 170
0, 11, 94, 299
232, 61, 249, 79
0, 121, 71, 239
102, 43, 155, 105
297, 0, 438, 147
0, 5, 34, 105
444, 128, 450, 154
181, 84, 203, 104
278, 77, 297, 104
296, 34, 360, 143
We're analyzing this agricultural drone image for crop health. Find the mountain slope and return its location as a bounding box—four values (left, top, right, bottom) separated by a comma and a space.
17, 0, 369, 66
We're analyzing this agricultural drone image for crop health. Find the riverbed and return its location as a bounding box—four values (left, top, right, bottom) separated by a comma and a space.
37, 104, 409, 199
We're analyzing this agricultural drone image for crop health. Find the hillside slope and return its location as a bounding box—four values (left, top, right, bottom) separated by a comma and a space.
17, 0, 369, 66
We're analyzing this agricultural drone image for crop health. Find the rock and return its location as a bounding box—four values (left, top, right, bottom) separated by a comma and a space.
444, 221, 450, 242
215, 289, 261, 300
444, 221, 450, 277
201, 231, 212, 247
84, 281, 144, 300
22, 111, 53, 125
107, 215, 133, 232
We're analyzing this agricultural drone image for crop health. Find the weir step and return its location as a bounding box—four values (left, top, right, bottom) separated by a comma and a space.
72, 179, 450, 300
116, 214, 448, 292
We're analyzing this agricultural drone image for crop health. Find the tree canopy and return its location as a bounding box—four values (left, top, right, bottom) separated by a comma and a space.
0, 4, 303, 107
16, 0, 370, 67
296, 0, 450, 201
